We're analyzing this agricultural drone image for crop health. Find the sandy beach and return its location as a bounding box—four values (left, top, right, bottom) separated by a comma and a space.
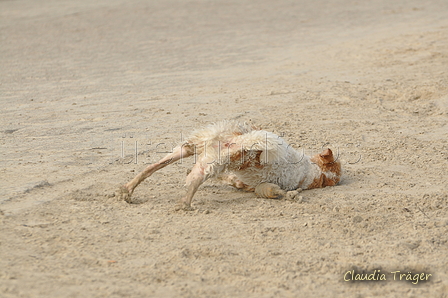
1, 0, 447, 297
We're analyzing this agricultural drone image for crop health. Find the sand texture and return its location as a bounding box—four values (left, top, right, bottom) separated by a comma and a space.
1, 0, 448, 297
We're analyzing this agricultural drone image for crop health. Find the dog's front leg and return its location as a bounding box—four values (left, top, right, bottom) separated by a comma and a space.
255, 183, 286, 199
255, 183, 302, 200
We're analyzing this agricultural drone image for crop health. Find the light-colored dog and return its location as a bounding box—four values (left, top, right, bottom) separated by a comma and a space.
118, 121, 341, 210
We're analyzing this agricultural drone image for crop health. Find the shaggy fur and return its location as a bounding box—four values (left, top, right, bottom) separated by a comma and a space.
118, 121, 342, 210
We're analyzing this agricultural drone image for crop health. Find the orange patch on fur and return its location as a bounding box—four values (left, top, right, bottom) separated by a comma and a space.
309, 148, 342, 188
230, 150, 264, 171
307, 172, 340, 189
307, 174, 326, 189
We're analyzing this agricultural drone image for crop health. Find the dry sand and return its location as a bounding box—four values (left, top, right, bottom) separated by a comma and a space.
1, 0, 448, 297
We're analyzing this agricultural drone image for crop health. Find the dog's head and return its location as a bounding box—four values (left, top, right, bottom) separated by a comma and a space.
311, 148, 342, 186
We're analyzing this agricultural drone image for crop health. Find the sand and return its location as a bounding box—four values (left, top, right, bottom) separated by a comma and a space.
1, 0, 447, 297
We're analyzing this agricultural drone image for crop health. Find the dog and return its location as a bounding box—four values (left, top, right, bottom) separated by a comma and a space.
117, 121, 341, 210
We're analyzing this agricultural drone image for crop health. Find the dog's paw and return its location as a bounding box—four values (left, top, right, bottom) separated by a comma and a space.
285, 190, 303, 202
116, 185, 132, 203
174, 201, 195, 212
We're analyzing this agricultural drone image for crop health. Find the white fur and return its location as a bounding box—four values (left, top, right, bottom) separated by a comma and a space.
182, 121, 322, 190
121, 120, 340, 209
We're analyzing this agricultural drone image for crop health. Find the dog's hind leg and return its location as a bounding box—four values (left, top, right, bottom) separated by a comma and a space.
118, 143, 194, 203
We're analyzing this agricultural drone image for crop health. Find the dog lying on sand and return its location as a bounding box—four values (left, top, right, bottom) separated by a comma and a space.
117, 121, 341, 210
